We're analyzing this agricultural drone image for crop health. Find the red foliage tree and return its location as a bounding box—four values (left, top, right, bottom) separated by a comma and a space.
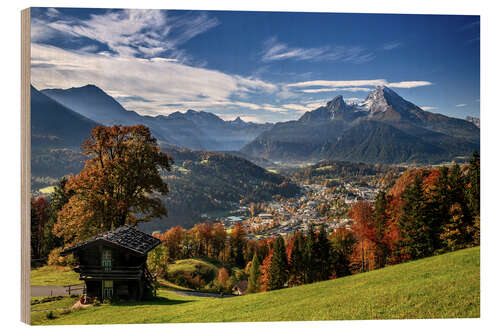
161, 226, 186, 260
350, 201, 375, 272
259, 249, 273, 291
217, 267, 230, 290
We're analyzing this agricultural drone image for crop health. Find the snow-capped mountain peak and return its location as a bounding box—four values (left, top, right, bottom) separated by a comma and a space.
359, 85, 419, 115
324, 95, 349, 119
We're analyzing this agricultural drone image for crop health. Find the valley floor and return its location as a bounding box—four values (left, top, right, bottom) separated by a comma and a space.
31, 247, 480, 325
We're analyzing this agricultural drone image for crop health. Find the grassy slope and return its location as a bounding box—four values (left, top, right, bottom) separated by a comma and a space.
32, 247, 479, 325
167, 258, 221, 275
31, 266, 81, 286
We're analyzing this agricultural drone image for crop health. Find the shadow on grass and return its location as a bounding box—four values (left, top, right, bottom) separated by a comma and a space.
191, 256, 223, 267
156, 280, 192, 292
111, 296, 195, 307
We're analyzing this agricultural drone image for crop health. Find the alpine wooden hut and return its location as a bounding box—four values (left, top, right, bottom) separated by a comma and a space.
61, 225, 160, 301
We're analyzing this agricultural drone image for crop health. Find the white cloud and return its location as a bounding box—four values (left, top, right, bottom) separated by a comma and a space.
288, 79, 387, 88
275, 84, 299, 99
239, 116, 263, 123
288, 79, 432, 90
31, 9, 219, 61
386, 81, 433, 88
421, 106, 438, 111
282, 104, 310, 111
381, 41, 402, 51
31, 43, 278, 117
456, 104, 467, 107
30, 9, 433, 124
46, 8, 60, 18
305, 101, 327, 109
234, 76, 278, 94
280, 100, 329, 114
261, 37, 374, 64
302, 87, 372, 93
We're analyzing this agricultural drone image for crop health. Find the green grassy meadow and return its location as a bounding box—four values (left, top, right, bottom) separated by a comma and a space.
31, 265, 81, 286
31, 247, 479, 325
167, 257, 221, 275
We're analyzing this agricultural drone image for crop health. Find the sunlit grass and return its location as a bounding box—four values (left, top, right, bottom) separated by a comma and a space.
31, 265, 81, 286
31, 247, 479, 325
39, 186, 56, 194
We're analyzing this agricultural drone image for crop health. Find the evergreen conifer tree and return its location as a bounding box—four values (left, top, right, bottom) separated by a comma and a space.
441, 164, 474, 250
303, 225, 316, 283
288, 232, 305, 286
316, 224, 333, 280
428, 166, 451, 253
268, 236, 289, 290
247, 252, 261, 293
399, 176, 433, 260
466, 151, 480, 228
466, 151, 480, 246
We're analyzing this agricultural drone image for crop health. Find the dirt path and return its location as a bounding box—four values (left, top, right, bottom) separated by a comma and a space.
31, 285, 84, 297
31, 285, 235, 298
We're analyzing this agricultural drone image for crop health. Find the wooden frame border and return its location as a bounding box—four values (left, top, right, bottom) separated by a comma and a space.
21, 7, 31, 325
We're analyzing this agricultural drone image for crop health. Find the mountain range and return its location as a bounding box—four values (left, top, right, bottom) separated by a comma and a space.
31, 85, 99, 148
41, 84, 272, 151
31, 83, 480, 171
30, 83, 480, 227
30, 84, 299, 229
241, 86, 479, 164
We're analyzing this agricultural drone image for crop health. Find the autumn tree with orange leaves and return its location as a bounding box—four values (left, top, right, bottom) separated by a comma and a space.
259, 248, 273, 291
350, 200, 375, 272
54, 125, 173, 245
217, 267, 230, 291
161, 226, 186, 260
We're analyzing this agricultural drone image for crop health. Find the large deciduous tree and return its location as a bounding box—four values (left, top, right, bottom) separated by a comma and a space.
350, 201, 375, 272
54, 125, 173, 244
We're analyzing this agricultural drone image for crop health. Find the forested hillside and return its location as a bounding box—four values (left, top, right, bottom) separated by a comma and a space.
142, 147, 301, 231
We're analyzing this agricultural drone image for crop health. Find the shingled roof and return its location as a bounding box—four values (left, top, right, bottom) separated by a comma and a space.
61, 225, 161, 256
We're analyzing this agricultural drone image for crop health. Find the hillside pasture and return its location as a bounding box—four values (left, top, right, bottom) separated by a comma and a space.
31, 247, 479, 325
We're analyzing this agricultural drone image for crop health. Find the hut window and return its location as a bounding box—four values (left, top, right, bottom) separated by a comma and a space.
102, 280, 113, 299
101, 249, 112, 271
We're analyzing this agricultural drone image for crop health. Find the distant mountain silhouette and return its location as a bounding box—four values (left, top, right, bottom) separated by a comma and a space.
31, 85, 99, 148
42, 85, 272, 151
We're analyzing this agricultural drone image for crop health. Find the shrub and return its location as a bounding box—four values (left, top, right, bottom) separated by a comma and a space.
147, 244, 169, 278
47, 247, 75, 266
46, 311, 55, 320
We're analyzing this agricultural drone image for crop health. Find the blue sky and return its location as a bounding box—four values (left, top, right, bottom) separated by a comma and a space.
30, 8, 479, 123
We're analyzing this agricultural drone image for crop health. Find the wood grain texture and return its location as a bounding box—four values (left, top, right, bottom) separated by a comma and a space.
21, 7, 31, 325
